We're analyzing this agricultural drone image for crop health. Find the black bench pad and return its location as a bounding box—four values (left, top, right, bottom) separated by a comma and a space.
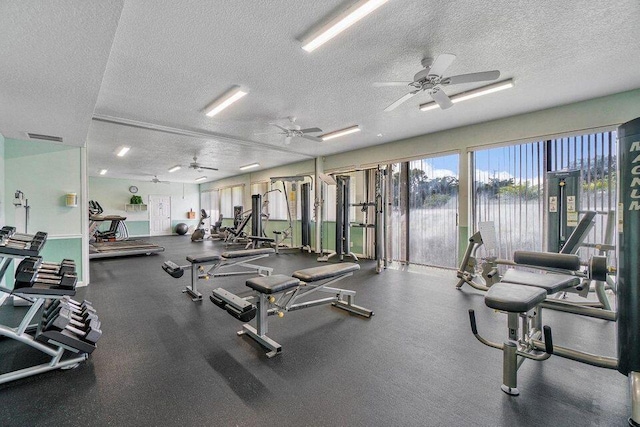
221, 248, 275, 258
187, 253, 222, 263
502, 269, 579, 294
246, 275, 300, 294
485, 283, 547, 312
293, 263, 360, 282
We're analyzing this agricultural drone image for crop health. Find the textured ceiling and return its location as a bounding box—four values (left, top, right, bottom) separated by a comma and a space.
0, 1, 124, 146
2, 1, 640, 183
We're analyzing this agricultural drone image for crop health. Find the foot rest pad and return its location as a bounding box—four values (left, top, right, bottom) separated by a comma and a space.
246, 275, 300, 294
162, 261, 184, 278
485, 283, 547, 312
211, 288, 257, 322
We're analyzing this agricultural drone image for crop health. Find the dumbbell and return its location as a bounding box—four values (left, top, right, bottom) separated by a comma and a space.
44, 298, 95, 321
45, 302, 98, 326
43, 299, 97, 319
40, 259, 76, 276
44, 307, 102, 343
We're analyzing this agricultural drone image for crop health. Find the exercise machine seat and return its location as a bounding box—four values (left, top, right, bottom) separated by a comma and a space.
246, 275, 300, 294
293, 263, 360, 282
186, 253, 222, 263
485, 283, 547, 312
502, 269, 579, 294
221, 248, 275, 258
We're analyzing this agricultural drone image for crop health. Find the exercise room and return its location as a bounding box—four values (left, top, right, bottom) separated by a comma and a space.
1, 1, 640, 426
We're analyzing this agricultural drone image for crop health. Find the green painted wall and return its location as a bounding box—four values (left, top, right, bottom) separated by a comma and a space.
4, 139, 82, 236
40, 237, 83, 284
89, 176, 200, 236
3, 138, 84, 283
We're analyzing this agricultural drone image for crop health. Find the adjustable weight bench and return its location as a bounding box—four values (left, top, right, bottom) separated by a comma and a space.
162, 247, 275, 301
468, 266, 621, 396
211, 262, 373, 357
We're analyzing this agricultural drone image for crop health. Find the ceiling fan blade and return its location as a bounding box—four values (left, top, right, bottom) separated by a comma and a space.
444, 70, 500, 85
254, 132, 281, 135
302, 135, 323, 142
300, 127, 322, 134
269, 123, 290, 132
373, 81, 413, 87
384, 91, 418, 112
199, 166, 218, 171
428, 53, 456, 77
431, 89, 454, 110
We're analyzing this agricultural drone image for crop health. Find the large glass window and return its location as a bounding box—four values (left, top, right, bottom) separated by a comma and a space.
408, 154, 459, 268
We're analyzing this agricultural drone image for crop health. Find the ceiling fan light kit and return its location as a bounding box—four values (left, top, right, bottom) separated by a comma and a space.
378, 53, 506, 112
205, 86, 248, 117
321, 125, 361, 141
301, 0, 389, 52
419, 79, 515, 111
239, 162, 260, 171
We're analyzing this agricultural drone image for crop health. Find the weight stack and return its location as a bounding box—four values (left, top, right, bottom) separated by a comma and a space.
617, 117, 640, 377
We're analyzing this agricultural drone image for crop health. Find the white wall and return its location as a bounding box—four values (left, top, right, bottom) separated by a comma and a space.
89, 176, 200, 235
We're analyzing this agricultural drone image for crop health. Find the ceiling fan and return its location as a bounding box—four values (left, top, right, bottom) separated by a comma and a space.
374, 53, 500, 111
189, 156, 218, 172
150, 175, 170, 184
255, 116, 323, 145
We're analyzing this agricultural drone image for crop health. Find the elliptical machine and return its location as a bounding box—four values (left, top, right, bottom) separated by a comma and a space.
191, 209, 209, 242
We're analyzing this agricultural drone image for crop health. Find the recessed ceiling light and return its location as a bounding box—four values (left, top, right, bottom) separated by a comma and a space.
205, 86, 248, 117
116, 146, 131, 157
195, 176, 207, 182
420, 79, 515, 111
239, 163, 260, 171
301, 0, 390, 52
377, 133, 383, 137
321, 125, 361, 141
99, 169, 108, 175
168, 165, 181, 173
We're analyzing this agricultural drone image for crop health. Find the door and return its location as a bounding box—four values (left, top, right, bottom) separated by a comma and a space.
149, 195, 172, 236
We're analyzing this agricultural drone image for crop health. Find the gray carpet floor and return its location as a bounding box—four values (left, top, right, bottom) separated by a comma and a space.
0, 235, 630, 426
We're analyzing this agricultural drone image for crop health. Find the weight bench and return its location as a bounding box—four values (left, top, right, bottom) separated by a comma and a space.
211, 262, 373, 357
162, 247, 275, 301
245, 235, 275, 250
468, 267, 619, 396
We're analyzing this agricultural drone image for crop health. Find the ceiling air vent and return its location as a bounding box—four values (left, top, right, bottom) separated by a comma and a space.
27, 133, 63, 143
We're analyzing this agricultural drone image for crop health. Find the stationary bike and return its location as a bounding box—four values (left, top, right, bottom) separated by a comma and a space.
191, 209, 209, 242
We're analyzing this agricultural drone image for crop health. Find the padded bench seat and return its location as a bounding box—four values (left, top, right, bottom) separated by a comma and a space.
247, 235, 275, 242
485, 283, 547, 312
246, 274, 300, 294
221, 248, 275, 258
293, 262, 360, 283
186, 253, 222, 263
502, 269, 579, 294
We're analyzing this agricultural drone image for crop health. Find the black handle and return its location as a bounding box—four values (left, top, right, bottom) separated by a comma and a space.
543, 325, 554, 355
469, 309, 478, 335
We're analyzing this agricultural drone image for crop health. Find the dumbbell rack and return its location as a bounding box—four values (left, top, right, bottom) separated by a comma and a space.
0, 226, 101, 385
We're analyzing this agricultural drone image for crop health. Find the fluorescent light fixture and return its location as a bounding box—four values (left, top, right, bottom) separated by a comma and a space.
195, 176, 207, 182
116, 146, 131, 157
205, 86, 248, 117
239, 162, 260, 171
420, 79, 515, 111
321, 125, 361, 141
99, 169, 108, 175
168, 165, 181, 173
301, 0, 389, 52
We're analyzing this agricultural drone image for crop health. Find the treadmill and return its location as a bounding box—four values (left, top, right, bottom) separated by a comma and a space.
88, 201, 164, 259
